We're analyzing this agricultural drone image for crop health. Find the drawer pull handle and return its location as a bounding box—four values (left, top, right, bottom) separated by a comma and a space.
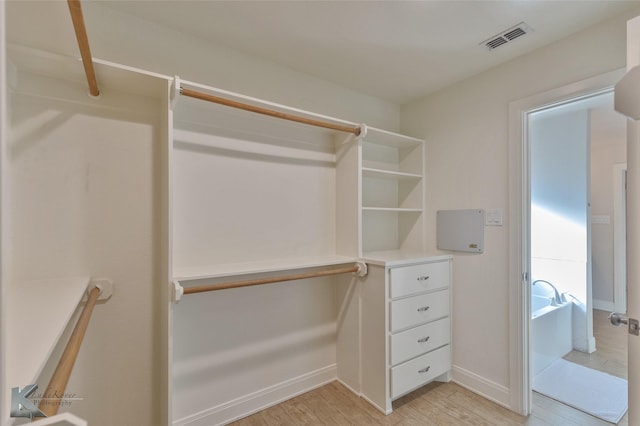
417, 336, 430, 343
417, 276, 430, 281
417, 306, 430, 312
418, 366, 431, 374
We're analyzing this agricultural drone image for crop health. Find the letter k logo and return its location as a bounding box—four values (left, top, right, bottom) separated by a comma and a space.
10, 384, 46, 418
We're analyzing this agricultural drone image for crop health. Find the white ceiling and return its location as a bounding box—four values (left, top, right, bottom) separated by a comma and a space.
96, 0, 640, 104
8, 1, 640, 105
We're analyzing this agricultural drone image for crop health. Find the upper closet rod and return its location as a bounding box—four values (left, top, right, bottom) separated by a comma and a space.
67, 0, 100, 97
173, 262, 367, 301
180, 87, 362, 136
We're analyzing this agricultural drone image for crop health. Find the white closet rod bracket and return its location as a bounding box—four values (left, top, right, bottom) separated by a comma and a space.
170, 76, 181, 111
336, 123, 367, 147
357, 124, 367, 140
83, 278, 113, 302
354, 261, 368, 277
172, 280, 184, 303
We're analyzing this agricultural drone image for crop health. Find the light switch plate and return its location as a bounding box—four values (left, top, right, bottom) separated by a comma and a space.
485, 209, 503, 226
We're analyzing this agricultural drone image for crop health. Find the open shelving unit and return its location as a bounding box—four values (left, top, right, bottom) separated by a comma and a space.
360, 127, 425, 257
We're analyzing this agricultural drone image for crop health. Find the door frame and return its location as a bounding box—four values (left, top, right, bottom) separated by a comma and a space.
507, 68, 625, 414
614, 163, 628, 313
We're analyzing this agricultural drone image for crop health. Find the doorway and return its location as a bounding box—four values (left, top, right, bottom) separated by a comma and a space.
527, 91, 628, 423
507, 68, 627, 417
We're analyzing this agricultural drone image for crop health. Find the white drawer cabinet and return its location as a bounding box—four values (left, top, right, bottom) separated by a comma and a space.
360, 254, 452, 415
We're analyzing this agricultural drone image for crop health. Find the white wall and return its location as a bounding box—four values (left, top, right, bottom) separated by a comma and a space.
401, 8, 640, 405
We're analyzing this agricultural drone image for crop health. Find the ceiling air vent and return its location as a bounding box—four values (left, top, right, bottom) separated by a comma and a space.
481, 22, 533, 51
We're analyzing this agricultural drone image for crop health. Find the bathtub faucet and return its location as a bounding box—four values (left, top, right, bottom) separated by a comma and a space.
532, 280, 565, 305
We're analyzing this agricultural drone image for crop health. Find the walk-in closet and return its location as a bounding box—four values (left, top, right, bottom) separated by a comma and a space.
2, 3, 452, 425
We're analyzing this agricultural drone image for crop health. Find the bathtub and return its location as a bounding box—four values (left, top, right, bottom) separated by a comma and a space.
531, 295, 573, 377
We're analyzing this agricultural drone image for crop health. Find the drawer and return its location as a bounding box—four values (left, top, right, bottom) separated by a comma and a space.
391, 345, 451, 399
390, 317, 450, 365
390, 261, 450, 299
390, 289, 449, 332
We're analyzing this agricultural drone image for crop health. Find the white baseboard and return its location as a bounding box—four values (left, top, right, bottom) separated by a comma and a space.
335, 377, 360, 398
593, 299, 614, 312
451, 365, 511, 409
173, 365, 337, 426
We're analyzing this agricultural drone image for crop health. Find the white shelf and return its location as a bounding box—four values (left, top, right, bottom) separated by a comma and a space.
362, 250, 452, 267
8, 44, 171, 99
362, 207, 423, 212
173, 255, 359, 283
365, 127, 423, 148
362, 167, 422, 180
6, 276, 91, 389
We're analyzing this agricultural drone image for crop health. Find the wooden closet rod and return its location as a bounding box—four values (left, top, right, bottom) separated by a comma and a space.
37, 286, 101, 417
183, 264, 363, 295
67, 0, 100, 97
180, 87, 362, 136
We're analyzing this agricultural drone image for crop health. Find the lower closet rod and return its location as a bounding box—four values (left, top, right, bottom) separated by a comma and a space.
37, 286, 101, 417
183, 263, 366, 295
180, 87, 362, 136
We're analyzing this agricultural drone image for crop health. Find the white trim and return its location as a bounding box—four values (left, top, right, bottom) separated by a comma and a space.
451, 366, 510, 409
613, 163, 628, 314
360, 393, 392, 415
172, 365, 336, 426
508, 68, 624, 416
0, 1, 7, 421
508, 96, 530, 415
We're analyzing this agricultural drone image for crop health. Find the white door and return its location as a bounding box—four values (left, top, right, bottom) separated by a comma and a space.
613, 15, 640, 425
625, 121, 639, 425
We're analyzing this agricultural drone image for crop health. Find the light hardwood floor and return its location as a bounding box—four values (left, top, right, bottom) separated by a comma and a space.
232, 309, 627, 425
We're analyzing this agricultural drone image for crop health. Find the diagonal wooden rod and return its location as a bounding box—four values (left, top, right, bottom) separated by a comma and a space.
36, 286, 101, 417
180, 87, 361, 136
184, 265, 360, 295
67, 0, 100, 97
